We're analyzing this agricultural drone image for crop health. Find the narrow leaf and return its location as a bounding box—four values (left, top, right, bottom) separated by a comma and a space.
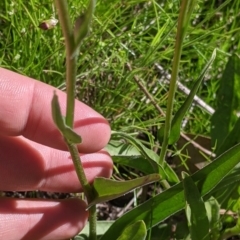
112, 155, 158, 175
51, 92, 82, 143
106, 140, 141, 156
162, 161, 180, 183
100, 143, 240, 240
111, 131, 179, 183
117, 221, 147, 240
217, 114, 240, 155
183, 174, 210, 240
111, 132, 160, 164
169, 48, 216, 144
51, 91, 66, 130
88, 174, 160, 208
205, 197, 221, 239
106, 140, 159, 174
62, 125, 82, 144
72, 0, 96, 57
211, 54, 240, 152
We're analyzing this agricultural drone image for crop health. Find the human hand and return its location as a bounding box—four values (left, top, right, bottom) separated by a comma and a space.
0, 68, 112, 240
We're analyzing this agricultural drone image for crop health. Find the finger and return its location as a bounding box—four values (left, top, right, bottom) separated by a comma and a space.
0, 198, 88, 240
0, 68, 111, 153
0, 136, 112, 192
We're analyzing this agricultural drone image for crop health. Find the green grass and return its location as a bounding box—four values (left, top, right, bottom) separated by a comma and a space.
0, 0, 239, 181
0, 0, 239, 174
1, 0, 239, 139
1, 1, 240, 239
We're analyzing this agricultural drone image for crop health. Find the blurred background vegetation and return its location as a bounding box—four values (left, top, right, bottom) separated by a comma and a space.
0, 0, 239, 138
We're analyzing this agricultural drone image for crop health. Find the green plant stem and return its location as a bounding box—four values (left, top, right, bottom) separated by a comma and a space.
65, 139, 94, 201
158, 0, 196, 165
89, 205, 97, 240
54, 1, 97, 239
54, 0, 77, 128
65, 133, 97, 240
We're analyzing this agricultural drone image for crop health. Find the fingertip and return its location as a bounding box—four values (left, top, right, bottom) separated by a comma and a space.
82, 150, 113, 185
75, 117, 111, 153
59, 198, 89, 236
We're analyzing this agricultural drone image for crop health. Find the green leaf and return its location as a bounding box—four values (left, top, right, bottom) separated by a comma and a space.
106, 140, 159, 174
116, 221, 147, 240
112, 155, 158, 175
162, 161, 180, 184
111, 132, 160, 164
206, 165, 240, 212
79, 221, 114, 236
63, 125, 82, 143
88, 174, 160, 208
111, 131, 179, 183
72, 0, 96, 57
100, 143, 240, 240
168, 48, 216, 145
211, 54, 240, 153
217, 116, 240, 155
51, 91, 82, 143
106, 140, 141, 156
158, 49, 216, 144
51, 91, 65, 130
183, 174, 210, 240
206, 165, 240, 197
204, 197, 221, 239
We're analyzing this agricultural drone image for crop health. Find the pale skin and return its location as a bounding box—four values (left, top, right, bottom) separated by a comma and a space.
0, 68, 113, 240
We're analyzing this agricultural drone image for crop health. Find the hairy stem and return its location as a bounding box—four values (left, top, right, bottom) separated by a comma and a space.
54, 1, 97, 239
89, 205, 97, 240
65, 139, 94, 201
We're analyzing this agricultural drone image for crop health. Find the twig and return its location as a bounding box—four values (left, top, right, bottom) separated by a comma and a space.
126, 63, 165, 116
181, 132, 215, 158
